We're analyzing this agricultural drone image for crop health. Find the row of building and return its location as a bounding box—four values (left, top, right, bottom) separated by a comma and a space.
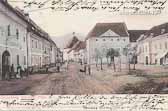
65, 22, 168, 66
0, 0, 62, 80
137, 23, 168, 65
64, 36, 86, 64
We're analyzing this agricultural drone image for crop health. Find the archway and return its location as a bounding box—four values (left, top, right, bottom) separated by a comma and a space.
2, 50, 10, 80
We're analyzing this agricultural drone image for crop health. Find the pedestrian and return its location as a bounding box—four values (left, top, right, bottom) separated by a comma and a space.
88, 65, 91, 75
17, 64, 21, 79
84, 64, 86, 74
46, 65, 49, 73
20, 66, 24, 78
66, 61, 69, 70
6, 65, 10, 81
10, 64, 14, 79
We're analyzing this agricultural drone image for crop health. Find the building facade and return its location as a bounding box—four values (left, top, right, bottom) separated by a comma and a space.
0, 0, 28, 80
137, 23, 168, 65
86, 23, 130, 64
0, 0, 58, 80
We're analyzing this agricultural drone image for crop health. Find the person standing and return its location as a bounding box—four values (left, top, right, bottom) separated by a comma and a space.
88, 65, 91, 75
17, 64, 21, 79
10, 64, 14, 79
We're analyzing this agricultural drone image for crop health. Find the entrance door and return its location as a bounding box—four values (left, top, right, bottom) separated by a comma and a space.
146, 56, 149, 65
160, 58, 163, 65
2, 50, 10, 80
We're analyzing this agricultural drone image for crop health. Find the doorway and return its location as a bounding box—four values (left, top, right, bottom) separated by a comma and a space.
146, 56, 149, 65
2, 50, 10, 80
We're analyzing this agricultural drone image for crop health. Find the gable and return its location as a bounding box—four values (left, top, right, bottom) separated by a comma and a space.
99, 29, 120, 37
86, 23, 129, 40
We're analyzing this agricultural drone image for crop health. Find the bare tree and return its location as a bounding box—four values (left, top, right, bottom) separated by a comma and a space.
106, 48, 120, 72
95, 48, 101, 70
131, 45, 140, 70
123, 47, 131, 71
123, 44, 140, 71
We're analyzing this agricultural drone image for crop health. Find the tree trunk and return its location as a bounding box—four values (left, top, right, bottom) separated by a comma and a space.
101, 58, 103, 70
88, 65, 91, 75
96, 58, 98, 71
128, 59, 131, 71
110, 57, 112, 66
133, 56, 136, 70
119, 56, 121, 72
112, 57, 116, 72
106, 57, 109, 67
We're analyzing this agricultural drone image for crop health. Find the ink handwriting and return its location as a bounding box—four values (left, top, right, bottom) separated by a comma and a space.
23, 0, 167, 15
0, 95, 168, 110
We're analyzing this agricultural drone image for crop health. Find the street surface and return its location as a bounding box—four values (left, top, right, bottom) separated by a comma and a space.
0, 63, 168, 95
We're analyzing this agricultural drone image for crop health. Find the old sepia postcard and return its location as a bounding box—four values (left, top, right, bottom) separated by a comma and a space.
0, 0, 168, 110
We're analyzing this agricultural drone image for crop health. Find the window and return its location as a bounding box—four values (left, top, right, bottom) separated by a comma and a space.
111, 39, 113, 41
165, 42, 168, 49
117, 38, 119, 41
96, 39, 98, 41
32, 40, 34, 48
36, 41, 38, 48
145, 46, 148, 52
150, 33, 154, 37
51, 46, 53, 51
24, 56, 26, 65
16, 29, 19, 39
161, 29, 165, 34
123, 39, 126, 41
103, 39, 106, 41
7, 25, 11, 36
39, 43, 41, 49
23, 37, 26, 42
17, 55, 19, 65
160, 43, 162, 49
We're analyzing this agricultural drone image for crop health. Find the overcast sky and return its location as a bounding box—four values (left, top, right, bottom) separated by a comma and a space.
9, 0, 168, 37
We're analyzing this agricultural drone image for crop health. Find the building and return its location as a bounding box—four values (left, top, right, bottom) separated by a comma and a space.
56, 48, 63, 65
0, 0, 29, 80
0, 0, 58, 80
72, 41, 86, 63
137, 23, 168, 65
128, 30, 148, 63
64, 35, 79, 61
86, 23, 130, 64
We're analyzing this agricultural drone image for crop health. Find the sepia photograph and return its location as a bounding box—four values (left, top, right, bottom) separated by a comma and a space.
0, 0, 168, 96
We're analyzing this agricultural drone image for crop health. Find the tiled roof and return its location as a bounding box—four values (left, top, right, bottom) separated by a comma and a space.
67, 40, 86, 53
86, 22, 129, 40
66, 36, 79, 49
139, 23, 168, 42
128, 30, 148, 42
0, 0, 28, 23
145, 23, 168, 37
0, 1, 56, 46
74, 41, 86, 52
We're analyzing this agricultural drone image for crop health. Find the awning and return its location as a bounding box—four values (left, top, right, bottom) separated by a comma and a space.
156, 51, 168, 59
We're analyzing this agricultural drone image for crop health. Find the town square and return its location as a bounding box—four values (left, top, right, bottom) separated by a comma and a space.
0, 0, 168, 95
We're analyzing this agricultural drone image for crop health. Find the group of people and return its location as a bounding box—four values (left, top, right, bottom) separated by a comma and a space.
3, 64, 25, 80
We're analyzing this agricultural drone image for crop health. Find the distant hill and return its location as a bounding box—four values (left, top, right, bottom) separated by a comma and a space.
52, 33, 86, 49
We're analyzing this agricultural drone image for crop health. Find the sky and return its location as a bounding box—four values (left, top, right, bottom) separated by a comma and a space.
9, 0, 168, 38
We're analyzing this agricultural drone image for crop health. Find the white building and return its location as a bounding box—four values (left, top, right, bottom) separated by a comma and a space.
137, 23, 168, 65
0, 0, 58, 80
64, 36, 79, 62
86, 23, 130, 64
0, 0, 28, 80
